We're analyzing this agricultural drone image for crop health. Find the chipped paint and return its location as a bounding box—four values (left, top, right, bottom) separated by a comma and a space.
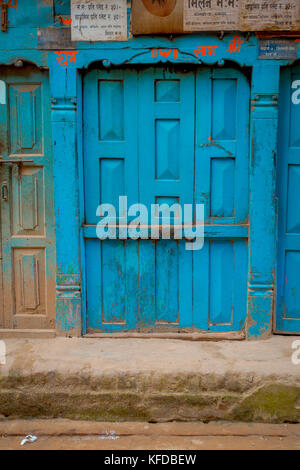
1, 1, 298, 338
56, 291, 81, 333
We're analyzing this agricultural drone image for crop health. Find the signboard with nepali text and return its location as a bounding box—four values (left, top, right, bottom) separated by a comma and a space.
132, 0, 300, 35
184, 0, 300, 31
71, 0, 127, 41
240, 1, 300, 31
258, 39, 298, 59
184, 0, 240, 31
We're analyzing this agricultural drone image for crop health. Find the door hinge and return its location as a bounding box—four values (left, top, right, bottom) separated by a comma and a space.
1, 3, 8, 33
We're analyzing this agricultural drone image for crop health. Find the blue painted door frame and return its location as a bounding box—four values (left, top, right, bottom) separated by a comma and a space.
47, 36, 281, 339
82, 66, 249, 333
246, 65, 280, 339
276, 64, 300, 333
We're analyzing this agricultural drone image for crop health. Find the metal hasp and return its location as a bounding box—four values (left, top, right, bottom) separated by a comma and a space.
1, 2, 7, 33
1, 182, 7, 201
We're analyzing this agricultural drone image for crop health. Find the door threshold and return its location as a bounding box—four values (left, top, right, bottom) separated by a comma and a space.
84, 331, 245, 341
273, 330, 300, 336
0, 329, 56, 339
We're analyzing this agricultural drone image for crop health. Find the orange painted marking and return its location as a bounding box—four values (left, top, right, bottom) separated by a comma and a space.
227, 36, 243, 54
8, 0, 17, 8
55, 51, 78, 67
159, 49, 172, 58
194, 46, 218, 58
152, 48, 179, 59
60, 16, 72, 26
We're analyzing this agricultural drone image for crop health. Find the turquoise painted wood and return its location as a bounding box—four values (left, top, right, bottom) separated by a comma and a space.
276, 64, 300, 333
0, 0, 295, 339
83, 66, 249, 333
0, 67, 56, 330
194, 68, 250, 332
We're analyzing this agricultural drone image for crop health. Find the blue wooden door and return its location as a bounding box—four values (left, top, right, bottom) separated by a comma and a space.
83, 66, 249, 334
276, 65, 300, 333
193, 68, 249, 332
0, 67, 56, 330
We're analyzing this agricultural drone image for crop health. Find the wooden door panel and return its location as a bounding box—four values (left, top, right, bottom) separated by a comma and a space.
0, 67, 55, 331
277, 65, 300, 333
83, 66, 250, 333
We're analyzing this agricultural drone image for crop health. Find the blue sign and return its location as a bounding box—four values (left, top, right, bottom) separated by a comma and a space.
259, 39, 298, 60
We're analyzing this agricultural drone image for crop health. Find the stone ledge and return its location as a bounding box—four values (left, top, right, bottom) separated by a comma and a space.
0, 378, 299, 423
0, 337, 300, 423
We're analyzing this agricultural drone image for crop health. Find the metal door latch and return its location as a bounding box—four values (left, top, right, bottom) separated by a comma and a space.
1, 182, 8, 201
1, 2, 8, 33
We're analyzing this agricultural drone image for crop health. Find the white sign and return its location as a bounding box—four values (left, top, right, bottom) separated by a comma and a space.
240, 0, 299, 31
184, 0, 300, 32
184, 0, 240, 31
71, 0, 127, 42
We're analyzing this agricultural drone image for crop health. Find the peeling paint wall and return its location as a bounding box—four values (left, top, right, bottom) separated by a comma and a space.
0, 0, 298, 338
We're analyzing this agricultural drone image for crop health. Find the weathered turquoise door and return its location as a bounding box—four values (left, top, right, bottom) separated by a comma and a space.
276, 64, 300, 333
0, 67, 56, 331
83, 66, 249, 333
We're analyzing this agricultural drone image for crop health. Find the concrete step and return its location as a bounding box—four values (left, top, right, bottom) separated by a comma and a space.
0, 336, 299, 423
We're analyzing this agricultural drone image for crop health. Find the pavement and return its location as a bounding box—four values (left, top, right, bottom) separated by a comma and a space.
1, 419, 300, 450
0, 336, 299, 423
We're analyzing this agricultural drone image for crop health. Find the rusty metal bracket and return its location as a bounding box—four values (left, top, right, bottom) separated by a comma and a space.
1, 2, 8, 33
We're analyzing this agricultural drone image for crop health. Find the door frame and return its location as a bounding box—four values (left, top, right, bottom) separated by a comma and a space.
80, 64, 251, 334
47, 35, 281, 339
